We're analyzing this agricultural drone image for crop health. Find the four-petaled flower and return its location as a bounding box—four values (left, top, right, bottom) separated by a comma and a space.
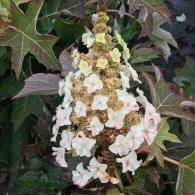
105, 108, 125, 129
96, 58, 108, 69
116, 151, 142, 174
88, 157, 108, 183
88, 116, 104, 136
72, 131, 96, 157
109, 134, 131, 156
72, 163, 92, 187
110, 48, 121, 63
92, 95, 108, 110
88, 157, 119, 184
78, 59, 92, 76
84, 74, 103, 93
74, 101, 87, 117
82, 32, 95, 48
95, 33, 106, 44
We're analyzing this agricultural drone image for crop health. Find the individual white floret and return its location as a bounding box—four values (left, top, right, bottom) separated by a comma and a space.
91, 95, 108, 110
72, 163, 92, 187
84, 74, 103, 93
88, 116, 104, 136
116, 151, 142, 174
72, 131, 96, 157
74, 101, 87, 117
105, 108, 125, 129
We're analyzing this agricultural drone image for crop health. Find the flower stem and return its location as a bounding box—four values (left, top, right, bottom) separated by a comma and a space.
163, 156, 180, 166
114, 165, 124, 192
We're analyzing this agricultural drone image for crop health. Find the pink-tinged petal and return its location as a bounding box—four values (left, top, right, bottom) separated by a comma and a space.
144, 132, 157, 145
152, 113, 161, 125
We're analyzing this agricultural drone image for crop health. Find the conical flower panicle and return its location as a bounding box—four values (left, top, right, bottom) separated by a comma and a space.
51, 12, 161, 187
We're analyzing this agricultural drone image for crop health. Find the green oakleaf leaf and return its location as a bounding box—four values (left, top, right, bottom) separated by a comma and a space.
0, 76, 23, 100
153, 118, 181, 151
176, 152, 195, 195
10, 171, 71, 193
173, 57, 195, 136
144, 117, 180, 167
129, 0, 171, 19
181, 120, 195, 136
106, 188, 121, 195
166, 135, 195, 161
1, 0, 32, 8
142, 66, 195, 121
0, 0, 60, 78
0, 2, 9, 23
154, 80, 195, 121
11, 96, 49, 130
174, 57, 195, 99
129, 0, 171, 37
0, 0, 32, 22
125, 167, 161, 194
149, 12, 178, 60
131, 47, 159, 64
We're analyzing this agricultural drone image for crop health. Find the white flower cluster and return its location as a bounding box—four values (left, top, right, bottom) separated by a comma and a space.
51, 12, 161, 187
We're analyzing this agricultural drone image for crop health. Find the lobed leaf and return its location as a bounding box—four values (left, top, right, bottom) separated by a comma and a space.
0, 0, 60, 78
11, 96, 49, 130
153, 118, 181, 151
142, 66, 195, 121
149, 13, 178, 60
0, 76, 23, 100
174, 57, 195, 99
10, 171, 71, 193
181, 120, 195, 136
129, 0, 171, 37
176, 152, 195, 195
131, 47, 159, 64
129, 0, 171, 19
165, 135, 195, 161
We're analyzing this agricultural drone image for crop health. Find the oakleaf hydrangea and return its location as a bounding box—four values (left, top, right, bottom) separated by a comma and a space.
51, 12, 161, 187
